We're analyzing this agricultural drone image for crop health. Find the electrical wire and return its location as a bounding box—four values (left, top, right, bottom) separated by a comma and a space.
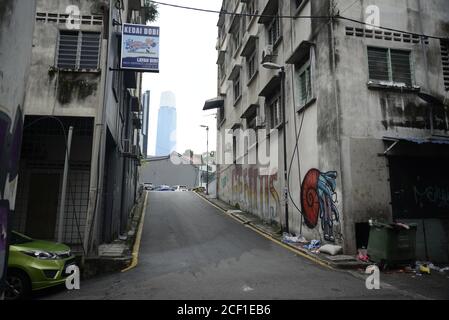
147, 0, 449, 41
147, 0, 331, 19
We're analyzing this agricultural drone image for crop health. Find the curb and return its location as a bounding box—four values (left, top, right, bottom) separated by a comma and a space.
194, 192, 369, 271
122, 191, 149, 272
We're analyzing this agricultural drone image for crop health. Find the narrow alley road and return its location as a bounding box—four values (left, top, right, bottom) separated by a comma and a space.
43, 192, 427, 300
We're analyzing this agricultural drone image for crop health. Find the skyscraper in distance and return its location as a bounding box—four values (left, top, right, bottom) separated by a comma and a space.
155, 91, 177, 156
141, 90, 151, 158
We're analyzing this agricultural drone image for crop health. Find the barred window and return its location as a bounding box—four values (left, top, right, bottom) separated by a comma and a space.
267, 16, 281, 46
57, 31, 101, 70
233, 72, 242, 103
247, 49, 258, 81
269, 95, 282, 129
441, 40, 449, 91
368, 47, 412, 86
298, 63, 312, 106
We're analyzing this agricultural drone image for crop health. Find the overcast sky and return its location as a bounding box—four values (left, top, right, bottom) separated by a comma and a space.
143, 0, 222, 156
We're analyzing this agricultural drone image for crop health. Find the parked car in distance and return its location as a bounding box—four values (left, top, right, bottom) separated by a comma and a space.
154, 185, 175, 191
143, 182, 154, 190
6, 231, 76, 300
173, 185, 189, 192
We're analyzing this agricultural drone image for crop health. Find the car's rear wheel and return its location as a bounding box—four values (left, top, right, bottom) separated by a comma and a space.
5, 269, 31, 300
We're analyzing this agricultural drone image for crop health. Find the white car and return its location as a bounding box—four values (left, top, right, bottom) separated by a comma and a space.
173, 185, 189, 192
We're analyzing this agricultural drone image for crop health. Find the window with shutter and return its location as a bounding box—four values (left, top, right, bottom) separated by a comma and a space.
57, 31, 78, 69
80, 33, 101, 69
296, 56, 313, 109
368, 47, 412, 86
57, 31, 101, 70
391, 49, 412, 86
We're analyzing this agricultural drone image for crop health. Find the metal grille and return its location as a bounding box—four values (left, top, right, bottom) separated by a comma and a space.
346, 26, 429, 45
391, 49, 412, 86
368, 47, 412, 86
58, 31, 78, 69
60, 170, 90, 245
57, 31, 101, 70
36, 12, 103, 26
441, 40, 449, 91
80, 33, 101, 69
368, 47, 389, 82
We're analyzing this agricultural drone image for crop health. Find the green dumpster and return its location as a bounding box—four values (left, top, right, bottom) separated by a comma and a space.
367, 220, 417, 268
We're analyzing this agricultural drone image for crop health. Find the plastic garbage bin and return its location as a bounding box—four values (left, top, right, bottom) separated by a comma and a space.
367, 220, 417, 269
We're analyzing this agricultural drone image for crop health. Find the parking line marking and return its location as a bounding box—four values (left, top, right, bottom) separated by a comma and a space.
122, 191, 149, 273
194, 192, 333, 270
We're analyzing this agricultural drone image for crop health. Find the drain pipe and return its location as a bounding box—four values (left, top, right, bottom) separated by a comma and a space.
417, 0, 434, 135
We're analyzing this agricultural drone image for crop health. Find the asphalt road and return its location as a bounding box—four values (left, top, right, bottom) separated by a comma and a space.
41, 192, 437, 300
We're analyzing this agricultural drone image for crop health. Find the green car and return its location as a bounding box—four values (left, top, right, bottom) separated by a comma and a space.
5, 231, 76, 300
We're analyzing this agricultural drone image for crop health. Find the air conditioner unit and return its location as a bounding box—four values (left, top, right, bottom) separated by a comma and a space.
262, 45, 274, 63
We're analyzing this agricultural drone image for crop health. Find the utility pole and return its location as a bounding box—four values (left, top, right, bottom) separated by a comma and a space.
200, 125, 210, 195
280, 67, 289, 233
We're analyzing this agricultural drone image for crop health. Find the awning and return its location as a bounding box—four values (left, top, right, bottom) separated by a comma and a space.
241, 35, 258, 57
217, 50, 226, 65
241, 104, 259, 119
203, 97, 224, 111
259, 75, 281, 97
231, 122, 243, 130
286, 41, 314, 65
384, 136, 449, 145
258, 0, 278, 24
228, 14, 241, 33
228, 64, 242, 81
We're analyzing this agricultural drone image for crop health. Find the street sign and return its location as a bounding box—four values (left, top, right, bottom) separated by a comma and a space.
121, 23, 160, 72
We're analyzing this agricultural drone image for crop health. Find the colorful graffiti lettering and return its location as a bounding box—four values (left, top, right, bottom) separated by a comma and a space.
224, 165, 280, 223
301, 169, 340, 242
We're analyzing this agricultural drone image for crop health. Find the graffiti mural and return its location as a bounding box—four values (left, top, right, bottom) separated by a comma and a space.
0, 201, 9, 283
220, 165, 280, 224
301, 169, 340, 242
0, 106, 24, 291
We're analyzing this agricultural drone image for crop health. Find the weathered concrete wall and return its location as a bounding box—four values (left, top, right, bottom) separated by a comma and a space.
139, 156, 200, 189
0, 0, 36, 293
335, 0, 449, 256
216, 0, 449, 257
24, 0, 105, 117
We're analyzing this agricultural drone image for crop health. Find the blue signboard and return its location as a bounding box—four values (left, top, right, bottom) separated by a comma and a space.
121, 23, 160, 72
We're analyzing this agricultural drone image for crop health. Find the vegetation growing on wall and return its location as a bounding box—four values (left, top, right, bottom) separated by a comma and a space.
56, 73, 99, 105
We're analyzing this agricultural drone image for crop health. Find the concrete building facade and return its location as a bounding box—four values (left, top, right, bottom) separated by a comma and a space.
210, 0, 449, 262
12, 0, 145, 256
139, 152, 200, 189
0, 0, 36, 297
